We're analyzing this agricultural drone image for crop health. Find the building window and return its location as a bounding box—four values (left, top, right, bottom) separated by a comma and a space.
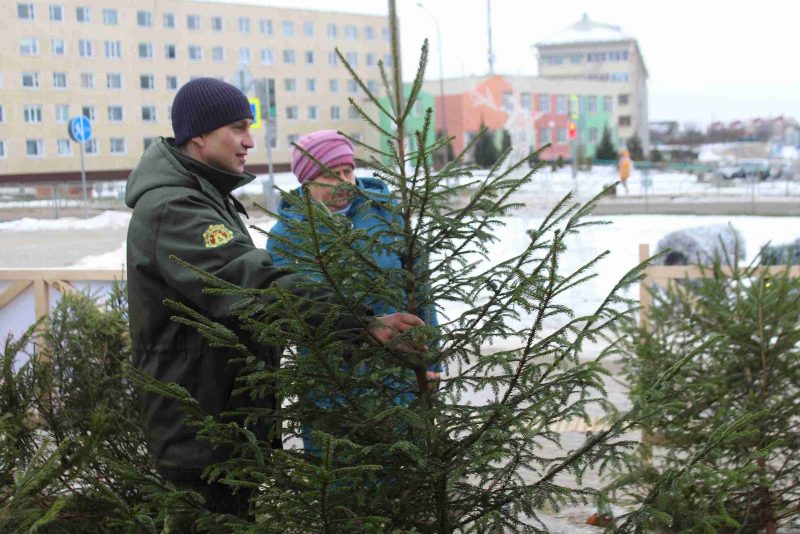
502, 92, 513, 112
80, 72, 94, 88
187, 15, 200, 30
345, 51, 357, 66
587, 96, 597, 113
0, 140, 5, 158
110, 138, 126, 154
259, 18, 272, 35
364, 26, 375, 40
108, 105, 123, 122
0, 106, 3, 122
239, 47, 251, 64
307, 106, 317, 120
618, 94, 630, 106
382, 27, 390, 41
328, 52, 338, 66
76, 6, 89, 23
22, 72, 39, 88
211, 16, 222, 32
18, 3, 35, 19
49, 4, 63, 21
589, 127, 599, 143
55, 104, 69, 122
538, 94, 550, 113
260, 48, 274, 65
143, 137, 157, 150
538, 127, 551, 145
284, 78, 297, 92
81, 105, 95, 121
384, 54, 393, 67
329, 79, 339, 93
107, 73, 122, 89
287, 134, 299, 145
166, 75, 178, 90
104, 40, 121, 59
163, 13, 175, 29
521, 92, 532, 111
555, 95, 567, 114
78, 39, 93, 57
165, 44, 176, 59
238, 17, 250, 33
24, 105, 43, 123
138, 43, 154, 59
26, 139, 44, 157
188, 45, 202, 61
57, 139, 71, 156
20, 37, 39, 56
286, 106, 298, 120
619, 115, 631, 127
84, 138, 98, 154
303, 21, 314, 36
330, 105, 340, 120
327, 23, 337, 38
345, 24, 357, 39
603, 96, 613, 113
140, 75, 155, 90
137, 10, 152, 27
347, 79, 358, 94
282, 20, 294, 36
366, 53, 376, 66
306, 78, 316, 92
283, 49, 295, 64
142, 106, 157, 122
367, 80, 378, 94
212, 46, 224, 62
557, 127, 567, 144
305, 50, 315, 64
53, 72, 67, 88
51, 38, 66, 56
348, 105, 359, 119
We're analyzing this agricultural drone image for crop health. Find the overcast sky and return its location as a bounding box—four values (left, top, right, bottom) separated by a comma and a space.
211, 0, 800, 126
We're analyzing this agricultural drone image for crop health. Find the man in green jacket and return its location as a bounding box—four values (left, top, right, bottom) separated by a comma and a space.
125, 77, 422, 519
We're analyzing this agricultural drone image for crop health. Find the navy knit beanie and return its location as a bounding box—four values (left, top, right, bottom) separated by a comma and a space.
171, 77, 254, 145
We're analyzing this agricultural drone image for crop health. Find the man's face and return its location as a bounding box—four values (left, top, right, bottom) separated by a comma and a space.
191, 119, 254, 174
307, 165, 356, 210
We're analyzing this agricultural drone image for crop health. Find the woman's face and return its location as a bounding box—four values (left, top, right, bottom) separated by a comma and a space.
307, 164, 356, 210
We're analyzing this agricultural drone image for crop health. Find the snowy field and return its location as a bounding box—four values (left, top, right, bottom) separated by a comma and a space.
2, 208, 799, 341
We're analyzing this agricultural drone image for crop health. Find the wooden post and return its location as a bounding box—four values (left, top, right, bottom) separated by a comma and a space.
639, 243, 651, 331
33, 279, 49, 320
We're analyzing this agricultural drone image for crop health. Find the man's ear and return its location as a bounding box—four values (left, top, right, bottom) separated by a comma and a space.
189, 135, 205, 149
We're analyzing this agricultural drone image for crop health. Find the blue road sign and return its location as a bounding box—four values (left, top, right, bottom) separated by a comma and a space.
68, 116, 93, 143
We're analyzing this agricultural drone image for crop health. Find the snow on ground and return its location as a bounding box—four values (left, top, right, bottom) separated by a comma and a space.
0, 210, 131, 232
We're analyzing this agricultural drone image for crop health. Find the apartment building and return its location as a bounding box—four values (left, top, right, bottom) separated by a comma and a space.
0, 0, 392, 182
535, 14, 650, 152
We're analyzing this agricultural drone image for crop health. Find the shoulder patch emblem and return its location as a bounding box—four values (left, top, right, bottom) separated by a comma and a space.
203, 224, 234, 248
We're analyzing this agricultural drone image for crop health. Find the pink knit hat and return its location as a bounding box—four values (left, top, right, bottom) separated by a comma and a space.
291, 130, 355, 184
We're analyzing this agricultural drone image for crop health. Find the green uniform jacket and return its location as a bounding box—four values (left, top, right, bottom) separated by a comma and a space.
125, 138, 362, 476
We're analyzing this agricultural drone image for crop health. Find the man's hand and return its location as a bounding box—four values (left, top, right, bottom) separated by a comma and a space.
369, 312, 426, 349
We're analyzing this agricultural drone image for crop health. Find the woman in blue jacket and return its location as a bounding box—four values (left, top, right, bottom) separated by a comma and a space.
266, 129, 441, 452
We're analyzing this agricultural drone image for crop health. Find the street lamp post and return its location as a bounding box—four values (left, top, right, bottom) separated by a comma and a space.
416, 3, 447, 149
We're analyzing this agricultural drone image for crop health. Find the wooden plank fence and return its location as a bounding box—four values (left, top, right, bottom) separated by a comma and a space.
0, 269, 123, 321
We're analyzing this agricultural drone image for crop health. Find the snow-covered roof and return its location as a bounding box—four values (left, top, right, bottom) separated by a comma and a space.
536, 14, 632, 47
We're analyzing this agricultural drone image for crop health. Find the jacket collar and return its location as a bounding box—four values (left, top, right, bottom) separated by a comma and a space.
165, 139, 255, 198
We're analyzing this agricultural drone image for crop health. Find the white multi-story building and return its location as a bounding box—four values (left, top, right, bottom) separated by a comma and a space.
0, 0, 391, 182
534, 14, 650, 152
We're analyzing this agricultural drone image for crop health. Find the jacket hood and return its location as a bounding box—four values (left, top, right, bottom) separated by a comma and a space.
125, 137, 255, 208
276, 176, 392, 221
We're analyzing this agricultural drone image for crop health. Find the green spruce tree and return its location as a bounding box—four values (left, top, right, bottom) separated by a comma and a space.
595, 125, 618, 161
608, 257, 800, 532
626, 135, 644, 161
473, 120, 499, 168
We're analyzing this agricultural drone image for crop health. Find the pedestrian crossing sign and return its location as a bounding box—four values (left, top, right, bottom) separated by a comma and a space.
249, 98, 262, 129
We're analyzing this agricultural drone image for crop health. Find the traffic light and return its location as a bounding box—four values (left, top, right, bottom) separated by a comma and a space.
568, 122, 577, 140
